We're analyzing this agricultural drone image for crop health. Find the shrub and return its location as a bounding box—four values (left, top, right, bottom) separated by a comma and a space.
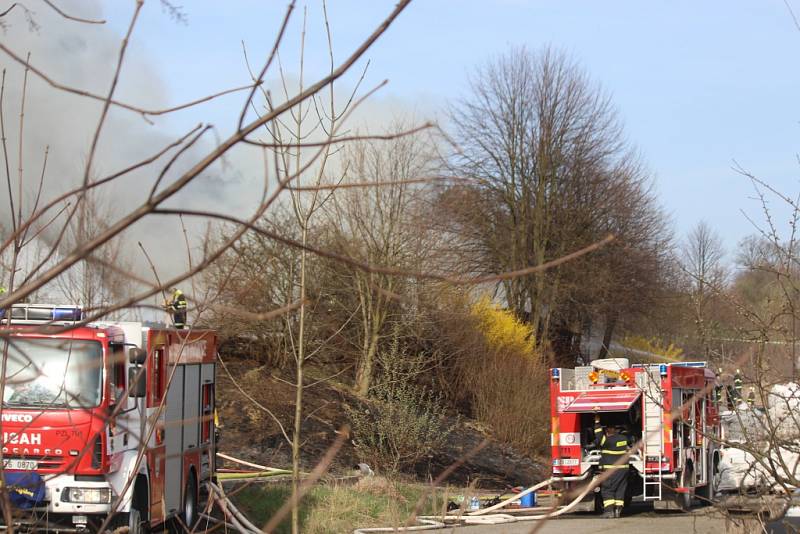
428, 296, 550, 454
468, 349, 549, 452
463, 296, 549, 451
470, 296, 535, 357
347, 340, 454, 472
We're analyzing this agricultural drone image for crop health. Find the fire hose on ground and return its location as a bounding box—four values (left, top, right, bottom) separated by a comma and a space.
213, 451, 597, 532
353, 473, 597, 533
208, 480, 263, 534
216, 452, 293, 480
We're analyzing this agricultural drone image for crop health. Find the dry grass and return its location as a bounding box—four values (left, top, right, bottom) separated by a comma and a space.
232, 478, 446, 534
468, 349, 550, 453
438, 299, 550, 455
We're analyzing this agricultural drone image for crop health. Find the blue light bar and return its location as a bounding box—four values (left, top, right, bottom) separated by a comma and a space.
659, 364, 668, 376
552, 368, 560, 380
671, 361, 707, 368
6, 304, 82, 323
53, 307, 82, 321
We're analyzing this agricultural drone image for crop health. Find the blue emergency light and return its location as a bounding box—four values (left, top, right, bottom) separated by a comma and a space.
8, 304, 82, 322
672, 361, 707, 368
659, 364, 668, 376
552, 368, 560, 380
53, 307, 82, 321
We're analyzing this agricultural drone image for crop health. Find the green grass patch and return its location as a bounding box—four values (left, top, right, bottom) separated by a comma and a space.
230, 478, 448, 534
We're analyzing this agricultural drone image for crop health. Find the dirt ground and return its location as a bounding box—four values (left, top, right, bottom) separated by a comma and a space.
215, 358, 545, 485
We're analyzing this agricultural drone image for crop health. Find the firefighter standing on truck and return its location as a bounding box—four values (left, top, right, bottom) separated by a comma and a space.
594, 414, 632, 518
166, 287, 187, 329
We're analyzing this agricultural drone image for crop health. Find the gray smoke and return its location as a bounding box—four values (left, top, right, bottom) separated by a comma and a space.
0, 1, 434, 312
0, 1, 262, 302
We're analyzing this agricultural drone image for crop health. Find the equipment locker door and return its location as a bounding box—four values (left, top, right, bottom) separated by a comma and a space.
183, 364, 201, 449
164, 365, 185, 515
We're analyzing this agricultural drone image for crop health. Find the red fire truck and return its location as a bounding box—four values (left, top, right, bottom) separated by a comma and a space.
0, 303, 217, 532
550, 358, 721, 511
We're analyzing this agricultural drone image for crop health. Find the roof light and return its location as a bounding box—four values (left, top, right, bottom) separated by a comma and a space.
552, 368, 560, 380
659, 364, 667, 376
6, 304, 82, 323
53, 306, 82, 321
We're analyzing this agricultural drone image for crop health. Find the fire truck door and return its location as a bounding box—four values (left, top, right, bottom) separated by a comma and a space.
164, 365, 185, 516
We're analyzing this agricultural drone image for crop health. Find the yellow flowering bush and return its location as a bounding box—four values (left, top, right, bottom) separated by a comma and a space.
470, 296, 535, 358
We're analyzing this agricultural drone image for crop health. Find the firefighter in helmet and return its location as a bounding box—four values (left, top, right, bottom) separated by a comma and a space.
594, 414, 633, 518
747, 387, 756, 407
166, 287, 187, 329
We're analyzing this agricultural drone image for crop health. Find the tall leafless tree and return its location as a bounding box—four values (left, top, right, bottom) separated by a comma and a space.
446, 46, 670, 360
322, 128, 438, 395
682, 220, 727, 359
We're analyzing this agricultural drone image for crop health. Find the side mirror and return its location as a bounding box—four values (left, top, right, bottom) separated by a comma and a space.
128, 347, 146, 365
128, 367, 146, 398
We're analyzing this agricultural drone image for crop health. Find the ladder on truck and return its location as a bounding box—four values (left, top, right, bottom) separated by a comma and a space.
639, 367, 665, 500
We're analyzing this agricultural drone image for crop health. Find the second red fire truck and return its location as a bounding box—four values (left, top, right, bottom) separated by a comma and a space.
0, 303, 217, 532
550, 358, 721, 511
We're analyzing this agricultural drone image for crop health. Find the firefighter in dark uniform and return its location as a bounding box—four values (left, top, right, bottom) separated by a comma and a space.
166, 287, 187, 329
747, 387, 756, 407
594, 415, 632, 518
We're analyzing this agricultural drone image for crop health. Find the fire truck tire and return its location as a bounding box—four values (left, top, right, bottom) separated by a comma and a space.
677, 465, 694, 511
182, 470, 199, 530
696, 453, 718, 505
110, 477, 149, 534
128, 507, 147, 534
593, 491, 603, 514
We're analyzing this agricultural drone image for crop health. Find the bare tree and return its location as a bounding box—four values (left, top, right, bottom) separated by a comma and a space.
446, 46, 669, 361
53, 189, 134, 314
322, 128, 438, 395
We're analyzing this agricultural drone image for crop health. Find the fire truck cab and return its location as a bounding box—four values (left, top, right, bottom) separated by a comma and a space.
550, 358, 720, 511
0, 303, 217, 532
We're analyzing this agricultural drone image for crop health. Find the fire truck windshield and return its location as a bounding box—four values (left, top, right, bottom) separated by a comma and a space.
1, 338, 103, 408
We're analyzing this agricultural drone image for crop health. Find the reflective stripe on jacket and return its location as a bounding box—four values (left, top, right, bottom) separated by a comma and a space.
172, 292, 187, 310
594, 423, 631, 469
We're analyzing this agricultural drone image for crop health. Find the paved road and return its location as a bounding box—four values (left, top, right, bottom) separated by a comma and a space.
454, 504, 786, 534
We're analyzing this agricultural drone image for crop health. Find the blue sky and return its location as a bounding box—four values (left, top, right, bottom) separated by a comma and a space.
101, 0, 800, 261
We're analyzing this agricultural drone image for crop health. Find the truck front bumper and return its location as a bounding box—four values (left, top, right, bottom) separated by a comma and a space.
45, 474, 115, 515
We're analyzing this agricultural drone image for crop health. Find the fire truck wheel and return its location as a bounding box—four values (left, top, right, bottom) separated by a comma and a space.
677, 465, 694, 511
110, 478, 149, 534
182, 471, 199, 529
593, 490, 603, 514
128, 507, 146, 534
696, 453, 718, 505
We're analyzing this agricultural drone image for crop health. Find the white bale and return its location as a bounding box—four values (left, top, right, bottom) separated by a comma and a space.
768, 383, 800, 442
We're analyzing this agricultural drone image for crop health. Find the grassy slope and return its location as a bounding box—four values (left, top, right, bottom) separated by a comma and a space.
231, 478, 448, 534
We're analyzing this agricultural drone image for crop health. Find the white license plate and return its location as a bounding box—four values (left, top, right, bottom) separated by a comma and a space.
552, 458, 579, 466
2, 459, 37, 470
